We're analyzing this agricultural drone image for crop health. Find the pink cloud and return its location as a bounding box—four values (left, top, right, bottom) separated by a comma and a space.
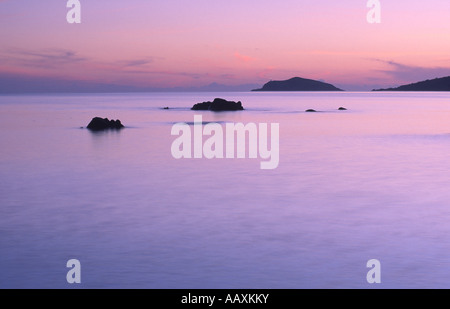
234, 52, 255, 63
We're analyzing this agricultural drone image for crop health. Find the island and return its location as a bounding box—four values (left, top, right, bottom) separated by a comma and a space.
372, 76, 450, 91
252, 77, 343, 91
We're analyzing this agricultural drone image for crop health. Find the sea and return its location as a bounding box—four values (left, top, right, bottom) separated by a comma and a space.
1, 91, 450, 289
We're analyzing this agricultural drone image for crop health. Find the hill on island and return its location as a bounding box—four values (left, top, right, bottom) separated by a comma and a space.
372, 76, 450, 91
252, 77, 343, 91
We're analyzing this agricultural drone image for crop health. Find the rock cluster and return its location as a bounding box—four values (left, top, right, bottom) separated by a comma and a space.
87, 117, 124, 131
192, 98, 244, 111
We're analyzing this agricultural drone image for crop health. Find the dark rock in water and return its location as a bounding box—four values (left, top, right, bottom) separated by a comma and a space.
192, 98, 244, 111
305, 109, 317, 112
163, 107, 170, 110
87, 117, 124, 131
338, 107, 347, 110
192, 102, 211, 110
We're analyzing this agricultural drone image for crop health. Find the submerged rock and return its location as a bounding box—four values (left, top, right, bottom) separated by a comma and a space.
191, 98, 244, 111
305, 109, 317, 112
87, 117, 124, 131
338, 107, 347, 111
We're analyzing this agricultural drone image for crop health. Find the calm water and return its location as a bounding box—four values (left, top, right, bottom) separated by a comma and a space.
1, 92, 450, 288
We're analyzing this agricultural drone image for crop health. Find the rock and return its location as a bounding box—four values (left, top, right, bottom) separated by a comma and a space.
163, 107, 170, 110
87, 117, 124, 131
338, 107, 347, 110
191, 98, 244, 111
305, 109, 317, 112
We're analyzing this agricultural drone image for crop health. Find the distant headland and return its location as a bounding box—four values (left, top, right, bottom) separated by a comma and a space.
252, 77, 343, 92
372, 76, 450, 91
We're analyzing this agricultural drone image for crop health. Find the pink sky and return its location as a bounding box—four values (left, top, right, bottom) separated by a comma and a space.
0, 0, 449, 90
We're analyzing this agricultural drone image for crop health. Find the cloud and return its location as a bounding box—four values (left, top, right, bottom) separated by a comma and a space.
119, 58, 153, 67
374, 59, 450, 83
0, 46, 208, 84
1, 48, 88, 69
234, 52, 255, 63
0, 47, 258, 89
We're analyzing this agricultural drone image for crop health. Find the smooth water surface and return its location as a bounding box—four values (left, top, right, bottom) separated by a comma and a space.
1, 92, 450, 288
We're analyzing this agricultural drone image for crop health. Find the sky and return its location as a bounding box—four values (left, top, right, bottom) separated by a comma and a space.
0, 0, 449, 91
